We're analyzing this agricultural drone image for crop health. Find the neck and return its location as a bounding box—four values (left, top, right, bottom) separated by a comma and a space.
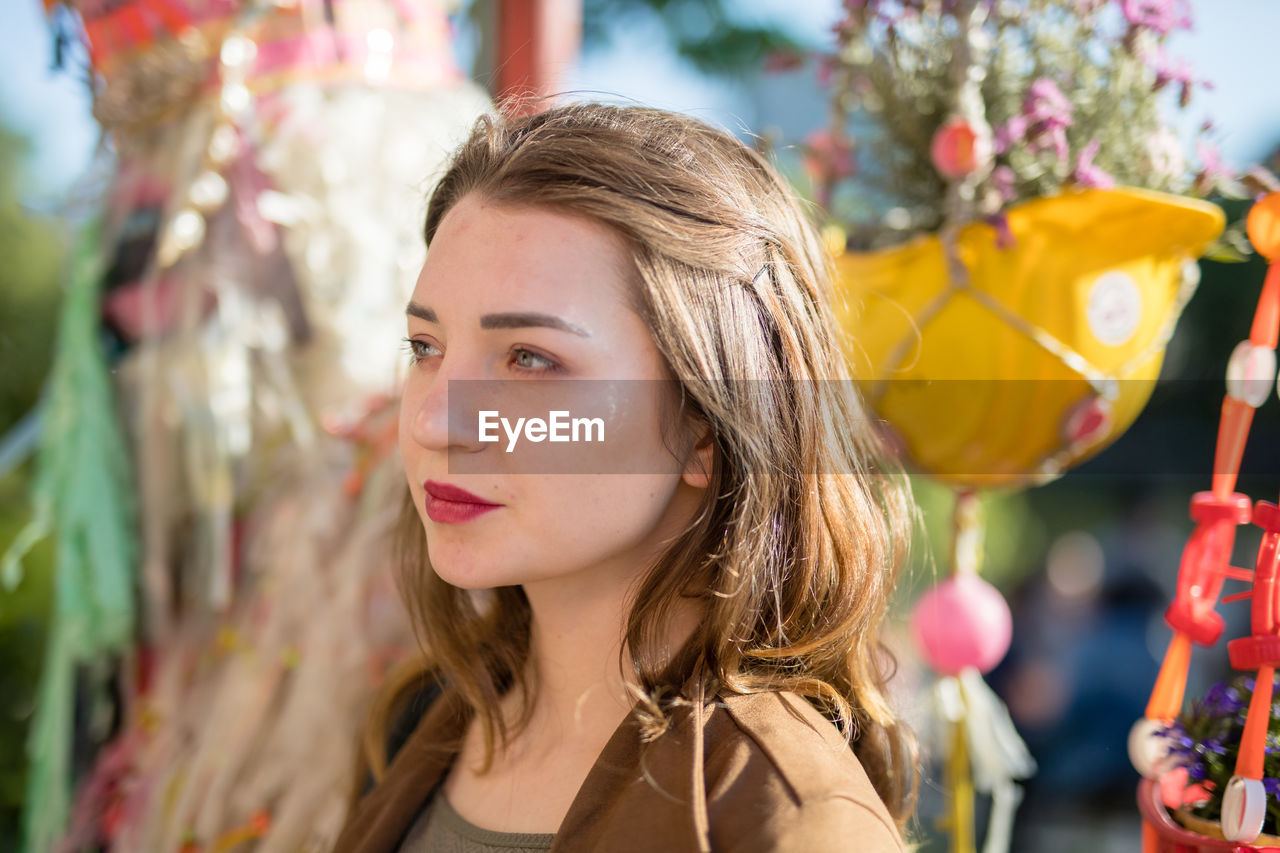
504, 479, 709, 749
525, 573, 637, 732
514, 564, 702, 747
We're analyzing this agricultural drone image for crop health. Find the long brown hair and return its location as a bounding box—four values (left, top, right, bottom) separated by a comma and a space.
353, 101, 920, 831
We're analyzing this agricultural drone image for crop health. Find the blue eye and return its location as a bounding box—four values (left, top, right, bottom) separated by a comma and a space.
511, 347, 560, 374
402, 337, 441, 365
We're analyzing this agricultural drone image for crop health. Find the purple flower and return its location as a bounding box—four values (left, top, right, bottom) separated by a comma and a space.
1024, 78, 1074, 128
1195, 139, 1234, 193
1158, 55, 1193, 92
1142, 45, 1206, 107
985, 213, 1015, 249
991, 165, 1017, 201
1006, 78, 1075, 165
995, 116, 1027, 154
1204, 681, 1229, 710
1121, 0, 1193, 36
1201, 679, 1246, 714
1197, 139, 1222, 173
1043, 125, 1071, 164
1074, 140, 1116, 189
1266, 777, 1280, 797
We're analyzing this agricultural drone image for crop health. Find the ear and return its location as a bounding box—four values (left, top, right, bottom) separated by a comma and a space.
681, 425, 715, 490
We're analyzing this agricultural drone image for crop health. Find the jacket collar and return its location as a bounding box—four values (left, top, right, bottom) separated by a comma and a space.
331, 686, 466, 853
332, 685, 712, 853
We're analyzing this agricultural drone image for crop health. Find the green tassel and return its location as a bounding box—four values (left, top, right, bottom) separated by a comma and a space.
21, 631, 73, 853
17, 220, 138, 853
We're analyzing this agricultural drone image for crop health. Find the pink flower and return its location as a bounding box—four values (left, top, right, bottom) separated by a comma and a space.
1159, 56, 1194, 92
993, 80, 1077, 165
1197, 139, 1222, 174
1073, 140, 1116, 189
1024, 78, 1073, 128
995, 115, 1027, 155
1121, 0, 1192, 36
1143, 44, 1204, 106
1144, 45, 1190, 90
990, 165, 1017, 202
1011, 78, 1074, 164
1043, 125, 1071, 164
1192, 139, 1237, 194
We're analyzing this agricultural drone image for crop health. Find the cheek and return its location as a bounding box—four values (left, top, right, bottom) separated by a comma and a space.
573, 382, 687, 477
521, 474, 682, 554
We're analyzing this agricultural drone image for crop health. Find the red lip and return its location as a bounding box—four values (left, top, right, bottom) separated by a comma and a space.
424, 480, 499, 504
423, 480, 502, 524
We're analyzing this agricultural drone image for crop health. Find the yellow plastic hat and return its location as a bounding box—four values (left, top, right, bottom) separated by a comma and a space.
833, 187, 1225, 490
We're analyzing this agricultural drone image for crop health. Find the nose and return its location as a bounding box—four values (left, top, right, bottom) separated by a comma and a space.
402, 358, 483, 454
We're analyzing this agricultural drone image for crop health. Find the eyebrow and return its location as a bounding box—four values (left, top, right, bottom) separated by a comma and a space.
405, 302, 589, 338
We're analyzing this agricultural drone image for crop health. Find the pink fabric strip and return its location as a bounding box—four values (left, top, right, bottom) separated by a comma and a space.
245, 30, 462, 88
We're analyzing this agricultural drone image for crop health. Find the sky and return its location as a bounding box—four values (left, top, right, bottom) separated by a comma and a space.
2, 0, 1277, 206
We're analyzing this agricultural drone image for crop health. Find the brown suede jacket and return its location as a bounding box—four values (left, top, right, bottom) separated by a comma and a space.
331, 685, 906, 853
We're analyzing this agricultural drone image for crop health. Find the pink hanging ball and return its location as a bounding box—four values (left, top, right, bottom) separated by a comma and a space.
909, 574, 1013, 676
930, 116, 991, 180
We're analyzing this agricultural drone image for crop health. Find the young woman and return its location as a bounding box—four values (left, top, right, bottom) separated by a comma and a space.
333, 102, 919, 852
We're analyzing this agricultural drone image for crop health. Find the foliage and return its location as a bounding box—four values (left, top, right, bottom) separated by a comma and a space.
1164, 672, 1280, 836
0, 465, 54, 853
580, 0, 809, 76
813, 0, 1262, 249
0, 130, 63, 436
0, 126, 62, 853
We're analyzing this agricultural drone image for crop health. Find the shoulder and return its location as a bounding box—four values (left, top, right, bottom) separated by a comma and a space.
358, 675, 445, 799
700, 691, 905, 852
386, 676, 445, 765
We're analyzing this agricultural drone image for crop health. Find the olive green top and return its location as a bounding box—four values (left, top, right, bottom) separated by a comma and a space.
398, 792, 555, 853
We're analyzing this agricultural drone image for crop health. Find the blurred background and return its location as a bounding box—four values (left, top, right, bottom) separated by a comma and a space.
3, 1, 1279, 851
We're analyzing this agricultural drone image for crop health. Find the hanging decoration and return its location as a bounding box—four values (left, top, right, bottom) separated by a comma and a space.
1, 221, 138, 853
807, 1, 1272, 850
1131, 193, 1280, 851
12, 0, 491, 849
833, 186, 1222, 491
909, 491, 1031, 853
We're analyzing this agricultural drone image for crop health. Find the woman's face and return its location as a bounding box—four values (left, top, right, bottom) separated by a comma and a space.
399, 194, 709, 595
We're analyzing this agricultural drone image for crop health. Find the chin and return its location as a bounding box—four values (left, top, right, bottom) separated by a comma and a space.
425, 540, 518, 590
430, 567, 509, 591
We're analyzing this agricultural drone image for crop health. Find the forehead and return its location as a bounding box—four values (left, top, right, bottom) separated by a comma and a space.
414, 195, 634, 312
